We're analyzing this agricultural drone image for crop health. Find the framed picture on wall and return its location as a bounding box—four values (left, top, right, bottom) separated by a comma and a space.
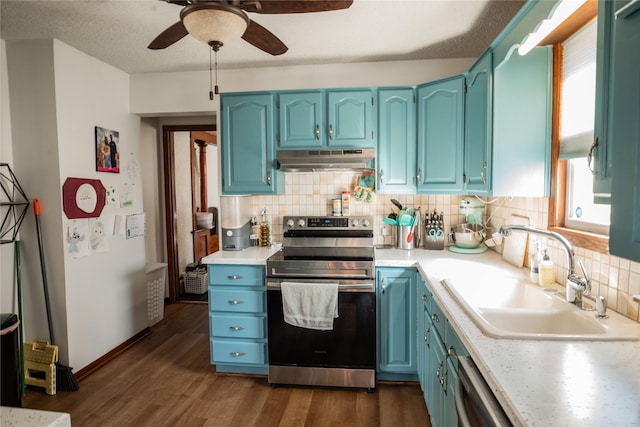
95, 126, 120, 173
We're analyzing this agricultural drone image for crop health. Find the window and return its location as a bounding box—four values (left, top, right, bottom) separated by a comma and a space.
560, 20, 610, 235
550, 16, 610, 252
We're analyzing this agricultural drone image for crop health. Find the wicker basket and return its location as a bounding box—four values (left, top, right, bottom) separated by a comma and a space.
184, 270, 208, 294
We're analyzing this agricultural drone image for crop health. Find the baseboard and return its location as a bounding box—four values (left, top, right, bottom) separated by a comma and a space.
73, 327, 151, 382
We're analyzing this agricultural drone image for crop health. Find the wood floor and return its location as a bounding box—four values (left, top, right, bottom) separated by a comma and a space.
22, 303, 431, 427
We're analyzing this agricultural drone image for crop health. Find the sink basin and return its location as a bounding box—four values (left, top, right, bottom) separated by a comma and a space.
440, 276, 640, 341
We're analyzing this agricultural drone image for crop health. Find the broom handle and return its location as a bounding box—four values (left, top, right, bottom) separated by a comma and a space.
33, 199, 55, 345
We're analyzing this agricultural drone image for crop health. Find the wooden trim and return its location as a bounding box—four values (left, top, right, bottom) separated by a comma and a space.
74, 327, 151, 381
539, 0, 597, 46
549, 226, 609, 254
162, 124, 215, 302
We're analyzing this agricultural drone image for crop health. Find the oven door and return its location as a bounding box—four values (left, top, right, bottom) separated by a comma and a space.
266, 279, 376, 370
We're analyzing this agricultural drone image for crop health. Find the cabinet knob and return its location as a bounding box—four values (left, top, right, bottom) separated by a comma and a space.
329, 124, 334, 140
228, 300, 245, 305
227, 275, 244, 280
431, 314, 440, 323
229, 326, 245, 331
379, 169, 384, 185
416, 168, 421, 183
230, 352, 246, 357
315, 124, 320, 140
266, 171, 272, 186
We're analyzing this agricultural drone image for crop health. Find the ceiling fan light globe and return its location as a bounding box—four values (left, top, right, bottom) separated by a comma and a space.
181, 5, 249, 46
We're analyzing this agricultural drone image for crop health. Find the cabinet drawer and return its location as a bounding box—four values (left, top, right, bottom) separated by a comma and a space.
209, 289, 265, 313
210, 315, 266, 339
210, 340, 266, 365
209, 265, 264, 287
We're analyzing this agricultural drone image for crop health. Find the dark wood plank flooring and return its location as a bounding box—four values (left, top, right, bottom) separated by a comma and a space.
22, 303, 430, 426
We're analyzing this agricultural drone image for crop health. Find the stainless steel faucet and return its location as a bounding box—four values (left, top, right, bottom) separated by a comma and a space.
499, 224, 607, 318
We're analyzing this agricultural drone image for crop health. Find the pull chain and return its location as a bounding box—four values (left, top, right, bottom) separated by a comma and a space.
209, 49, 214, 101
214, 49, 219, 96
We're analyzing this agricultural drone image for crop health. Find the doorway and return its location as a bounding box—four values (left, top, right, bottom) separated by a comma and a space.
162, 124, 218, 303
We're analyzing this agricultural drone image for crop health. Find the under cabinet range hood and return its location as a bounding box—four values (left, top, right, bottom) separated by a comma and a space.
276, 148, 375, 171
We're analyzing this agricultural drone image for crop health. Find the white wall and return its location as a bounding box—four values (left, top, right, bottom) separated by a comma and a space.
130, 58, 475, 116
4, 39, 145, 370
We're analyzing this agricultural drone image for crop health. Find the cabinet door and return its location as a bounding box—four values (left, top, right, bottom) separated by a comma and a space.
416, 76, 465, 194
327, 89, 376, 148
609, 0, 640, 262
464, 50, 493, 195
221, 93, 279, 194
377, 88, 416, 194
492, 45, 552, 197
278, 91, 325, 149
592, 0, 615, 204
377, 268, 417, 373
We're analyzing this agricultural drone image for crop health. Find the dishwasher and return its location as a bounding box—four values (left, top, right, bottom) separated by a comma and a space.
455, 356, 513, 427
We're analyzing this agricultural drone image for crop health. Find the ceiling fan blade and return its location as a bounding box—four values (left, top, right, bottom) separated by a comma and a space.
242, 20, 288, 56
148, 21, 189, 49
254, 0, 353, 14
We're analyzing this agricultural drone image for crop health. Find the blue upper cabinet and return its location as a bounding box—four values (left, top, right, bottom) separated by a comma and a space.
377, 88, 416, 194
492, 45, 552, 197
221, 93, 282, 195
277, 91, 325, 149
416, 75, 465, 194
276, 89, 375, 149
592, 1, 614, 204
464, 50, 493, 195
327, 89, 376, 148
609, 0, 640, 262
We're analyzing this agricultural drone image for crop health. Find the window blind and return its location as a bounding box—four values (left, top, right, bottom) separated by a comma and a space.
559, 19, 597, 160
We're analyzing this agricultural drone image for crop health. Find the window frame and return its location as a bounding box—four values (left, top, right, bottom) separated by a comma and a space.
547, 14, 609, 255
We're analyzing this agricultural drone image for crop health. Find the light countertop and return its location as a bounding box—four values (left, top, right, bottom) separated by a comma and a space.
0, 407, 70, 427
376, 247, 640, 427
201, 244, 281, 265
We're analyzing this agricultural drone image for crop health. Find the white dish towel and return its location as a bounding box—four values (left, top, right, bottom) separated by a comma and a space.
281, 282, 339, 331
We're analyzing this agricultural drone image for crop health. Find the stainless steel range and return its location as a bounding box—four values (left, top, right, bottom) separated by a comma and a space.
266, 216, 375, 390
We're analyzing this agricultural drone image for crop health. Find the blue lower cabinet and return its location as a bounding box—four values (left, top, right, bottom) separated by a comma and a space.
419, 274, 469, 427
208, 264, 268, 375
376, 267, 418, 381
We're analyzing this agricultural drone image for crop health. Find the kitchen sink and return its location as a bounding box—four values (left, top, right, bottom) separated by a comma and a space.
439, 269, 640, 341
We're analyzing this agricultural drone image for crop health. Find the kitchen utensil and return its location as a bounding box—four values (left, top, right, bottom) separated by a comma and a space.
399, 213, 413, 226
449, 223, 485, 249
383, 217, 398, 226
390, 199, 403, 211
406, 207, 421, 243
388, 212, 397, 220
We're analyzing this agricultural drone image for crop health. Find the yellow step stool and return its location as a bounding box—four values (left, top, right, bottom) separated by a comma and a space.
23, 340, 58, 395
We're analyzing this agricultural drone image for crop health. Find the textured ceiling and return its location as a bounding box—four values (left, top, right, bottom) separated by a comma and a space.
0, 0, 526, 74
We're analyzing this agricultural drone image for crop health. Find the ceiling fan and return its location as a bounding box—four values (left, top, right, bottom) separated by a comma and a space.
148, 0, 354, 55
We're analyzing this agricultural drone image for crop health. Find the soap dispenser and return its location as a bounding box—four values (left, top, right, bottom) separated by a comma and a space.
538, 249, 556, 286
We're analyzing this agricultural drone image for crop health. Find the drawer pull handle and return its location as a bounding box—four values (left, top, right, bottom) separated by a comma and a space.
228, 300, 245, 305
230, 352, 246, 357
431, 314, 440, 323
229, 326, 245, 331
228, 275, 244, 280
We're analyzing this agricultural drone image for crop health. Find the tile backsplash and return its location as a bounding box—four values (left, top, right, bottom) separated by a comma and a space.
245, 172, 640, 323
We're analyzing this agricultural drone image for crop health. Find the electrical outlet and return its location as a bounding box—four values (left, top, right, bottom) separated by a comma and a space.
381, 226, 389, 236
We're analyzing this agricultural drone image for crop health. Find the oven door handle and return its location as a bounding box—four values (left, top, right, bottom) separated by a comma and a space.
267, 280, 374, 292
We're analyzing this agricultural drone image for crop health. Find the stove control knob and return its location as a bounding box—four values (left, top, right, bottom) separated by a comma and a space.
362, 219, 370, 227
286, 219, 295, 228
351, 219, 359, 227
297, 219, 306, 227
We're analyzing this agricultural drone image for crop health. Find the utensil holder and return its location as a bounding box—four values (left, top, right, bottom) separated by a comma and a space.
396, 225, 415, 250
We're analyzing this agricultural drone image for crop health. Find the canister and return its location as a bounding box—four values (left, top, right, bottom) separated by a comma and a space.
332, 198, 342, 216
341, 191, 350, 216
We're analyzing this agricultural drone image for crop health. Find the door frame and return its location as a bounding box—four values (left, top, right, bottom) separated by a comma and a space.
162, 124, 216, 303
